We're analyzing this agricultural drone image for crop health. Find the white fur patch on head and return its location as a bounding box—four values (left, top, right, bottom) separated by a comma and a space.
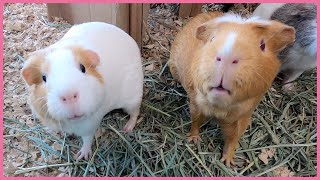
218, 32, 237, 56
47, 49, 76, 72
214, 13, 271, 25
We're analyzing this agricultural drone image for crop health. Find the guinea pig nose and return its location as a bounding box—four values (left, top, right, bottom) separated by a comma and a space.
60, 92, 79, 104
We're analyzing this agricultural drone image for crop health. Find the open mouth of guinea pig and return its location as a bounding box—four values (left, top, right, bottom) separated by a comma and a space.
67, 114, 84, 121
209, 84, 231, 95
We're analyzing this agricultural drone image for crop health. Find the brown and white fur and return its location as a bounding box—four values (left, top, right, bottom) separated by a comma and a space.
168, 12, 295, 167
21, 22, 144, 160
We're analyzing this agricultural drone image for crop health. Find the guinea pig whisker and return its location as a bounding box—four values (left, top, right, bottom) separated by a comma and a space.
88, 63, 94, 69
34, 96, 47, 104
44, 109, 49, 121
25, 64, 42, 69
251, 71, 269, 86
34, 98, 48, 113
58, 119, 63, 132
35, 96, 46, 105
39, 102, 49, 115
254, 64, 279, 70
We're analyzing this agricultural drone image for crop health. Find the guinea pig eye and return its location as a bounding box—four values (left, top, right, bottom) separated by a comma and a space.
80, 64, 86, 73
42, 75, 46, 82
260, 39, 265, 51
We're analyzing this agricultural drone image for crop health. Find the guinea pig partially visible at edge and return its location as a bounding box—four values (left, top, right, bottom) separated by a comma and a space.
21, 22, 144, 160
253, 3, 317, 90
168, 12, 295, 167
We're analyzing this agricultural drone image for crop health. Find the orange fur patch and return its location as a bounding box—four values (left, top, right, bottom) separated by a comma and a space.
71, 46, 104, 84
21, 53, 45, 86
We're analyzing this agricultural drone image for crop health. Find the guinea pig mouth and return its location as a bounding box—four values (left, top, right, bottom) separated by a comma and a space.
209, 85, 231, 95
68, 114, 84, 121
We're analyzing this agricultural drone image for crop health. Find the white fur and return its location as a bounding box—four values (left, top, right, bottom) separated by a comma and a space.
252, 3, 286, 19
33, 22, 143, 159
218, 32, 237, 56
214, 13, 271, 25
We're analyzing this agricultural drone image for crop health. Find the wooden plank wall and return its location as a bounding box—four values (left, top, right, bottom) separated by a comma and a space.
178, 4, 203, 18
47, 3, 149, 50
129, 4, 149, 50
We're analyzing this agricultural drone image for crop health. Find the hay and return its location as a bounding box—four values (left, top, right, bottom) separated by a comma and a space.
3, 3, 316, 177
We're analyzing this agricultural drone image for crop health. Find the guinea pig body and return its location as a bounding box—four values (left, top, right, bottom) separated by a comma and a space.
253, 3, 317, 90
22, 22, 143, 160
169, 12, 295, 167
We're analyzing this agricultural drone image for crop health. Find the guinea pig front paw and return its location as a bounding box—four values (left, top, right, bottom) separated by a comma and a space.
123, 117, 137, 133
77, 146, 93, 160
187, 132, 202, 144
220, 152, 236, 168
282, 82, 297, 92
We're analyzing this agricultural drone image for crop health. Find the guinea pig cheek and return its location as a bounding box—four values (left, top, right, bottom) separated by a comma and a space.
77, 75, 105, 117
78, 62, 105, 113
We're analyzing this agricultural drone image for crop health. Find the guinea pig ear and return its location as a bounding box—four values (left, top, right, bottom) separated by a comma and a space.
72, 47, 100, 68
21, 52, 44, 86
81, 49, 100, 67
196, 22, 218, 42
253, 21, 296, 52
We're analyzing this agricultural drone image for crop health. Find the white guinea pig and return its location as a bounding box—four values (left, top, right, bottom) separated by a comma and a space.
253, 3, 317, 90
21, 22, 144, 160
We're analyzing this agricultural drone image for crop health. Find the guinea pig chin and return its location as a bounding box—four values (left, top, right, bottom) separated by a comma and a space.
196, 88, 233, 107
197, 76, 234, 106
47, 101, 84, 122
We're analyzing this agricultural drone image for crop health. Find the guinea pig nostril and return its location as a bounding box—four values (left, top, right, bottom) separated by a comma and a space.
232, 60, 239, 64
61, 97, 67, 102
73, 93, 79, 99
216, 57, 221, 61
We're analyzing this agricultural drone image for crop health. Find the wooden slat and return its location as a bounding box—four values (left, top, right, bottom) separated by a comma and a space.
129, 4, 142, 49
115, 4, 130, 33
178, 3, 203, 18
130, 4, 149, 49
142, 4, 150, 38
178, 4, 192, 18
47, 3, 148, 50
190, 3, 203, 16
47, 3, 130, 33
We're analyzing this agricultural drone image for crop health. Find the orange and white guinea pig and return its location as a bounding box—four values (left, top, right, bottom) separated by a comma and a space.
169, 12, 295, 167
21, 22, 144, 160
